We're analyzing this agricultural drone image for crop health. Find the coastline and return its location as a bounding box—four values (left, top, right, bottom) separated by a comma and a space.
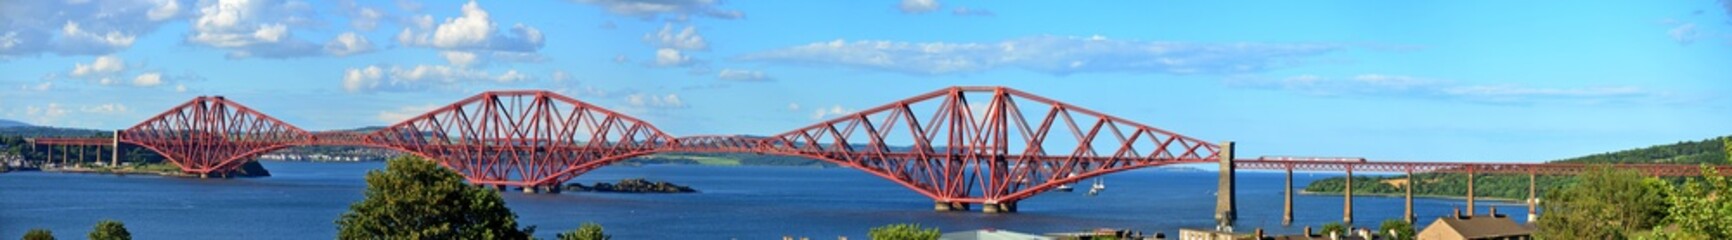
1298, 189, 1527, 203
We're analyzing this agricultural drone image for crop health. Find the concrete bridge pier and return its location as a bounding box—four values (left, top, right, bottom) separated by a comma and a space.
1527, 173, 1538, 223
1214, 141, 1237, 230
1282, 166, 1293, 226
1466, 166, 1477, 216
1343, 164, 1354, 225
933, 201, 971, 212
982, 201, 1017, 213
1405, 170, 1415, 223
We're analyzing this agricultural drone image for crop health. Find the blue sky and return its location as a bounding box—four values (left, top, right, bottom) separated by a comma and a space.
1, 0, 1730, 162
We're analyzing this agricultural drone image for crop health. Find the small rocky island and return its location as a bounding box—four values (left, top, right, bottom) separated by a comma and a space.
564, 178, 697, 193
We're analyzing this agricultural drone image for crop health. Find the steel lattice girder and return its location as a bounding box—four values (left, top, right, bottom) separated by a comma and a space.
118, 96, 311, 174
1234, 160, 1732, 176
362, 90, 676, 187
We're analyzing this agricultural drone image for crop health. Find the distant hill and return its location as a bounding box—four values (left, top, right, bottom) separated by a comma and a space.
0, 119, 30, 128
1304, 135, 1730, 200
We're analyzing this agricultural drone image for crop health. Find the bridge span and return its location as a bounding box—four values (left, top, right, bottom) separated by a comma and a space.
24, 86, 1732, 230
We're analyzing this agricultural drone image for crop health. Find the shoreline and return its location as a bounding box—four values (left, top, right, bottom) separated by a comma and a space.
44, 167, 192, 177
1298, 189, 1527, 203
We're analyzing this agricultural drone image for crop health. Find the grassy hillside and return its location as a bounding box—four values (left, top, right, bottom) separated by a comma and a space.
1304, 136, 1729, 200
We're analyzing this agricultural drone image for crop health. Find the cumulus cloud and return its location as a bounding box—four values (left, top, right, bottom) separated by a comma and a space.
1228, 74, 1668, 104
132, 72, 164, 87
396, 1, 544, 53
0, 0, 179, 57
23, 103, 70, 125
342, 64, 535, 93
626, 93, 687, 109
716, 69, 771, 81
71, 55, 127, 77
899, 0, 940, 14
185, 0, 330, 58
741, 35, 1340, 76
655, 48, 693, 66
645, 23, 708, 51
324, 32, 375, 56
572, 0, 743, 20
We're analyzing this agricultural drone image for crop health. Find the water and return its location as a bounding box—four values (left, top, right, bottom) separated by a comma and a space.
0, 161, 1528, 239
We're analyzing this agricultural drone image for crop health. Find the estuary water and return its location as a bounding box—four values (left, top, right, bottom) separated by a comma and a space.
0, 161, 1528, 239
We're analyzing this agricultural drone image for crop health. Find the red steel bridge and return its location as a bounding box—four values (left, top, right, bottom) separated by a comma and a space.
26, 86, 1732, 228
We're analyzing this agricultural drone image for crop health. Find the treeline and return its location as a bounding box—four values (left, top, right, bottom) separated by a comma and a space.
1304, 136, 1729, 200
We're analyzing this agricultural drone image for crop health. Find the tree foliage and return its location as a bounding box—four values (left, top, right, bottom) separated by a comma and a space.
1379, 219, 1415, 240
1319, 222, 1347, 236
1307, 136, 1729, 200
88, 220, 131, 240
21, 228, 53, 240
334, 156, 534, 239
557, 223, 609, 240
1536, 167, 1669, 239
868, 223, 940, 240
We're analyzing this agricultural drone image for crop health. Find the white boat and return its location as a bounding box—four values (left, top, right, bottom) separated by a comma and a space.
1056, 184, 1074, 192
1087, 178, 1105, 196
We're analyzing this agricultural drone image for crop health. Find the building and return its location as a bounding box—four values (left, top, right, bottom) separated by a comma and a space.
940, 229, 1055, 240
1417, 208, 1533, 240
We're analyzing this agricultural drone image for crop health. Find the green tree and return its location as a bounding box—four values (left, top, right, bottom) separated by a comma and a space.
1537, 167, 1669, 239
87, 220, 130, 240
1319, 222, 1347, 236
334, 156, 534, 239
1378, 219, 1415, 240
557, 223, 609, 240
21, 228, 53, 240
868, 223, 940, 240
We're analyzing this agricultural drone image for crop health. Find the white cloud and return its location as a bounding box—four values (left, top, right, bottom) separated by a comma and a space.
184, 0, 343, 58
71, 55, 126, 77
1668, 23, 1697, 45
442, 51, 480, 67
1228, 74, 1666, 104
786, 102, 800, 111
0, 1, 175, 56
742, 36, 1339, 76
175, 84, 188, 93
655, 48, 692, 66
79, 103, 128, 114
550, 70, 573, 82
951, 7, 993, 16
613, 54, 630, 63
397, 1, 544, 53
899, 0, 940, 14
626, 93, 688, 109
132, 72, 164, 87
24, 103, 69, 125
342, 64, 537, 93
324, 32, 375, 56
572, 0, 743, 20
811, 105, 853, 120
148, 0, 183, 21
716, 69, 770, 81
645, 23, 707, 51
376, 104, 440, 124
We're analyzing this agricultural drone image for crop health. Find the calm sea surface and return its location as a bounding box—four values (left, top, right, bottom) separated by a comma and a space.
0, 161, 1528, 239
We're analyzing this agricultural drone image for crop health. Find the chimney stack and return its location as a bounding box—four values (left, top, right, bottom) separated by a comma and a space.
1254, 228, 1264, 239
1305, 226, 1314, 236
1491, 206, 1502, 218
1454, 208, 1463, 219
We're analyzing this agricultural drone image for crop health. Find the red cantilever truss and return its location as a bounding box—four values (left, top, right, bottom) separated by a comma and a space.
117, 96, 312, 175
361, 90, 676, 187
749, 86, 1220, 204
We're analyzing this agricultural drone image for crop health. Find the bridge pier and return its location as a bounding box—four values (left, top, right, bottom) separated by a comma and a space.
1215, 141, 1237, 230
1343, 164, 1354, 225
1282, 166, 1293, 226
1466, 165, 1476, 217
1527, 172, 1537, 223
982, 201, 1017, 213
1405, 169, 1415, 223
933, 201, 971, 212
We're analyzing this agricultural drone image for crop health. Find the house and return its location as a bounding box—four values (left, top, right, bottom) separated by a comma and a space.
1417, 208, 1533, 240
940, 229, 1055, 240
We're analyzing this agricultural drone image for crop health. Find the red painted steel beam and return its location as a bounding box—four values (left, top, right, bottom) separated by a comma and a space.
1234, 160, 1732, 176
30, 137, 112, 146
